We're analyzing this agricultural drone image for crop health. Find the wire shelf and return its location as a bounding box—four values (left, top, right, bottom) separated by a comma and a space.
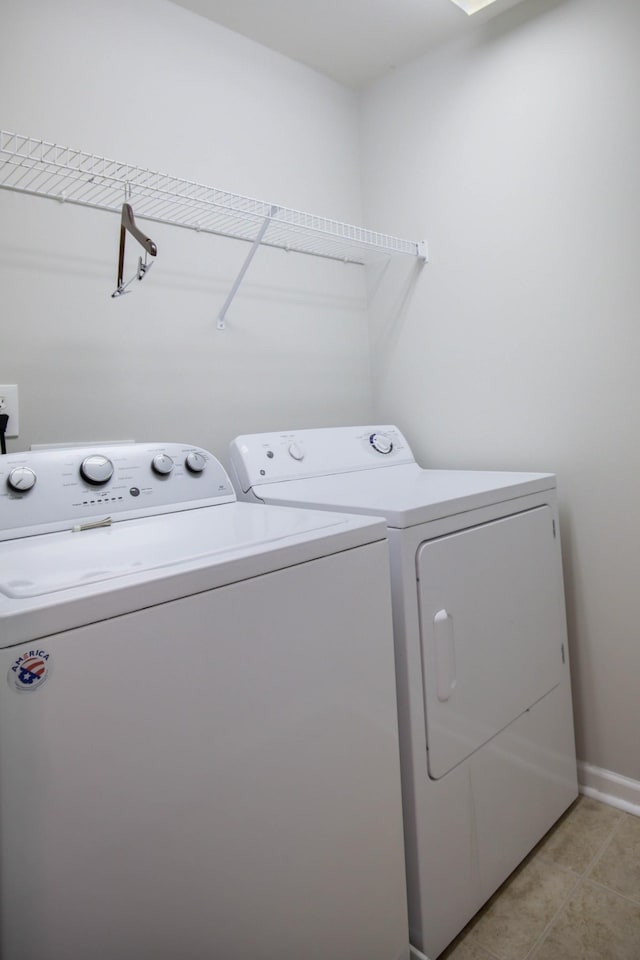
0, 130, 427, 265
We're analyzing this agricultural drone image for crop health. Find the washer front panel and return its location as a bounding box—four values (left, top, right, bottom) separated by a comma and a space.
0, 544, 408, 960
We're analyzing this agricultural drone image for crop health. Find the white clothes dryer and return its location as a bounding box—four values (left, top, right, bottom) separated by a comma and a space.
230, 425, 579, 960
0, 441, 409, 960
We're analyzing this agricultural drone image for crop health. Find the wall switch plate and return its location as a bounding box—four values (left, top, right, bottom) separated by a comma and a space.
0, 385, 19, 437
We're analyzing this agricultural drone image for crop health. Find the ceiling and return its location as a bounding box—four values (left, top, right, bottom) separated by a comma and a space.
169, 0, 528, 88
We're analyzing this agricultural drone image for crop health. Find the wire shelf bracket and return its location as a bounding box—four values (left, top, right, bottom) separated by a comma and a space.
217, 205, 278, 330
0, 130, 428, 325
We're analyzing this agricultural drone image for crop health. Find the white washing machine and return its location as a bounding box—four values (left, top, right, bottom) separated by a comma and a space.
230, 425, 579, 960
0, 441, 409, 960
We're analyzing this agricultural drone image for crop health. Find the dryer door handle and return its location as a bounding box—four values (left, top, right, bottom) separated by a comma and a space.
434, 609, 456, 702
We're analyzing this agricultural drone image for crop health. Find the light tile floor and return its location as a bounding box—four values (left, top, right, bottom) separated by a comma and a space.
440, 796, 640, 960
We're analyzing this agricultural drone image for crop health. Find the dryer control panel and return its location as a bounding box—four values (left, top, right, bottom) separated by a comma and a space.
230, 425, 415, 493
0, 442, 235, 540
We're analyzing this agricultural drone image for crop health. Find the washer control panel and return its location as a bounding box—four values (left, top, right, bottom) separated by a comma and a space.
0, 442, 235, 540
230, 425, 415, 493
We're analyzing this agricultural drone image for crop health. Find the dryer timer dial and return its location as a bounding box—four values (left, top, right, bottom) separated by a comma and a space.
369, 432, 393, 455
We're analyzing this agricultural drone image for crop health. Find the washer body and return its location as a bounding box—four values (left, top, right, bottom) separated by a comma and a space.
230, 426, 579, 959
0, 442, 409, 960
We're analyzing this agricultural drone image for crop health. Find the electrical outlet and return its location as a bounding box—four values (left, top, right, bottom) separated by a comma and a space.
0, 385, 19, 438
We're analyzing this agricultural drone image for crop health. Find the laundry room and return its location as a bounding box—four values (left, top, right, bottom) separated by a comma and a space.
2, 0, 640, 957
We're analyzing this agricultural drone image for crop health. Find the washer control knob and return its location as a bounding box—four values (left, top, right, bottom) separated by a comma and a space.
7, 466, 37, 492
185, 452, 206, 474
369, 432, 393, 455
152, 453, 174, 476
80, 455, 114, 486
288, 441, 305, 461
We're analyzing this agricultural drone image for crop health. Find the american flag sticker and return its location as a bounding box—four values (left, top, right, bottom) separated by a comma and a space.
7, 649, 51, 692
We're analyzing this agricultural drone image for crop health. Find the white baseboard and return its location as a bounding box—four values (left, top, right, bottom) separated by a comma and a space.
578, 761, 640, 817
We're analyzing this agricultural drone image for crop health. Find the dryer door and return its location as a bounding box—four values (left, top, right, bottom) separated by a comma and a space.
417, 506, 566, 780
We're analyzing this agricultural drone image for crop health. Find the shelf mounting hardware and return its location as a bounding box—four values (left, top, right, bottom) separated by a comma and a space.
112, 202, 158, 298
217, 205, 278, 330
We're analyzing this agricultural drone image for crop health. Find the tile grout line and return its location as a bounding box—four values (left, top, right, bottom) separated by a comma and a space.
586, 876, 640, 909
523, 844, 640, 960
474, 946, 503, 960
522, 805, 626, 959
532, 853, 580, 878
445, 802, 628, 960
521, 870, 583, 960
585, 809, 627, 876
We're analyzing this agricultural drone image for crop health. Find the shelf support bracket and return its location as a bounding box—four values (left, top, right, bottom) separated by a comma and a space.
217, 206, 279, 329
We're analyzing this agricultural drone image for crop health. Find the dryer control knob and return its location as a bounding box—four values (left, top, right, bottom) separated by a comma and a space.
185, 452, 206, 474
80, 455, 114, 485
369, 432, 393, 455
152, 453, 174, 476
288, 442, 305, 461
7, 466, 37, 492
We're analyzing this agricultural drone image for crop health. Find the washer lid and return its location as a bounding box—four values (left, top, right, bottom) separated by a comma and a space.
0, 501, 387, 647
249, 464, 556, 528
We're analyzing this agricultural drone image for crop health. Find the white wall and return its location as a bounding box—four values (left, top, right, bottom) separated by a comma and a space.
361, 0, 640, 782
0, 0, 373, 461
